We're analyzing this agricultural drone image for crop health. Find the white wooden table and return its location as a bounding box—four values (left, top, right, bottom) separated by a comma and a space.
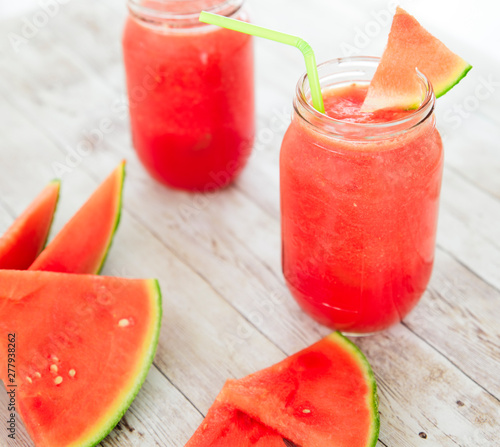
0, 0, 499, 445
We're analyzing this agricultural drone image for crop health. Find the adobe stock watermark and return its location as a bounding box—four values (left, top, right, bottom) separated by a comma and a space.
254, 105, 291, 152
222, 289, 288, 355
438, 74, 499, 145
51, 117, 115, 177
7, 0, 72, 53
442, 74, 499, 130
51, 66, 160, 177
339, 0, 410, 57
176, 155, 249, 222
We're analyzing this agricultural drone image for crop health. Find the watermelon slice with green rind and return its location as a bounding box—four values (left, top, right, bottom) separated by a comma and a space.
0, 180, 60, 270
0, 269, 162, 447
217, 332, 379, 447
29, 162, 125, 274
362, 7, 472, 111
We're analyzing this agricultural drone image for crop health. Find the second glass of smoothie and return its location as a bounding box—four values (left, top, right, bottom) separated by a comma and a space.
123, 0, 255, 191
280, 57, 443, 334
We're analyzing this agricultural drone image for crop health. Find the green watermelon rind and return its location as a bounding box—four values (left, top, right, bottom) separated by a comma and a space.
0, 179, 61, 269
41, 179, 61, 251
435, 63, 472, 98
328, 332, 380, 447
366, 62, 473, 112
96, 162, 125, 275
80, 278, 163, 447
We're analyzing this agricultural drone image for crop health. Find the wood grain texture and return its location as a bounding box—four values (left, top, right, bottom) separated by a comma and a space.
0, 0, 499, 446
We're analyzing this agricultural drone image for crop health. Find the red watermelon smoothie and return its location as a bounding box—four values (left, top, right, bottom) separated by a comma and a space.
281, 57, 443, 334
123, 0, 254, 191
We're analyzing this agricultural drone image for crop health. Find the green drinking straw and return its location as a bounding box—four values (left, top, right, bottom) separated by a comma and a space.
199, 11, 325, 113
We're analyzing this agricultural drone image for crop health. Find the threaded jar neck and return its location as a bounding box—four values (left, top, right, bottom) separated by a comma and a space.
127, 0, 244, 30
294, 56, 436, 142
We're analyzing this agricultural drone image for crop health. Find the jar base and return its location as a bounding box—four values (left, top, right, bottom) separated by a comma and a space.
285, 278, 417, 335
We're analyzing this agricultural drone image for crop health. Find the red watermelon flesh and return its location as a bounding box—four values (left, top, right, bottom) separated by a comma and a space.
29, 162, 125, 274
362, 7, 471, 111
0, 269, 161, 447
185, 401, 285, 447
217, 332, 379, 447
0, 180, 60, 270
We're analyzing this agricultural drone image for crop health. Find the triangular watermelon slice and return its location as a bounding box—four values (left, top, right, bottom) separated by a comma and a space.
362, 7, 471, 111
29, 162, 125, 274
185, 401, 286, 447
187, 332, 379, 447
0, 180, 60, 270
0, 269, 161, 447
219, 332, 379, 447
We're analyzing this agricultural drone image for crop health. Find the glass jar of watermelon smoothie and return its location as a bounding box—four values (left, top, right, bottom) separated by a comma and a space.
123, 0, 255, 191
281, 57, 443, 335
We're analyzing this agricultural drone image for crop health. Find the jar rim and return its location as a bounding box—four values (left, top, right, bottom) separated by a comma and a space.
294, 56, 436, 141
128, 0, 244, 28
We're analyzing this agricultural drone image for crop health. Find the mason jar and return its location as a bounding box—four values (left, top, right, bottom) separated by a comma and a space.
123, 0, 255, 191
280, 57, 443, 334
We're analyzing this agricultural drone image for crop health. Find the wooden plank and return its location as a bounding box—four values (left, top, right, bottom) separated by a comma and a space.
437, 167, 500, 291
406, 249, 500, 399
98, 367, 203, 447
356, 325, 500, 447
